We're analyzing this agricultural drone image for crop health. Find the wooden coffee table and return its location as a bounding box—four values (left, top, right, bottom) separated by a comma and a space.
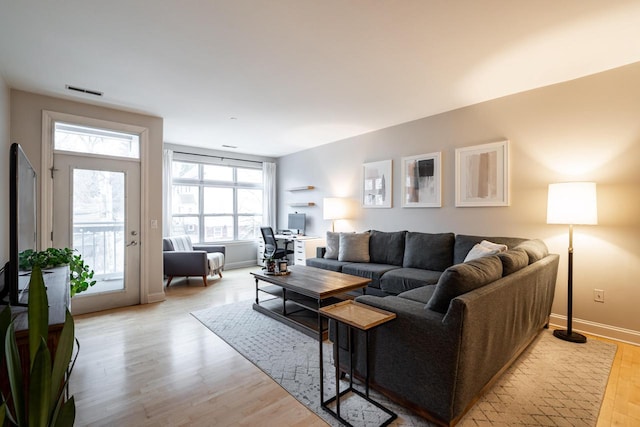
251, 265, 371, 341
251, 265, 372, 416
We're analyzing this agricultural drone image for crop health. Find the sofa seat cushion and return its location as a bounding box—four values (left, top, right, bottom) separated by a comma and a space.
397, 284, 437, 304
341, 263, 399, 289
403, 232, 455, 271
380, 268, 442, 295
369, 230, 407, 266
426, 255, 503, 314
306, 257, 352, 272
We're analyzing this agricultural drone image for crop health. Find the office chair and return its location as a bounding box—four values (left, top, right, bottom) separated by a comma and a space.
260, 226, 294, 260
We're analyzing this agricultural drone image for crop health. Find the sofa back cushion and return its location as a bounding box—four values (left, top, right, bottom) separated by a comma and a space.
453, 234, 526, 265
426, 255, 503, 314
402, 232, 455, 271
497, 248, 529, 276
513, 239, 549, 264
369, 230, 407, 266
338, 232, 371, 262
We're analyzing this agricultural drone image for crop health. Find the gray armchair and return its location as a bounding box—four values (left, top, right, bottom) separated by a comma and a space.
163, 235, 226, 287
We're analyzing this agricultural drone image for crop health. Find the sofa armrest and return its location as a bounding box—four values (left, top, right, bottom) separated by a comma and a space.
193, 244, 226, 256
316, 246, 326, 258
163, 250, 208, 275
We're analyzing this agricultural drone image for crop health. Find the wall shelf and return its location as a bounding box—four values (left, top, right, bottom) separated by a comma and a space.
288, 186, 315, 191
289, 202, 316, 207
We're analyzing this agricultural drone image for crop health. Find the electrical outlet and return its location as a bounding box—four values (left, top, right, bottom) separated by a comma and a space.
594, 289, 605, 303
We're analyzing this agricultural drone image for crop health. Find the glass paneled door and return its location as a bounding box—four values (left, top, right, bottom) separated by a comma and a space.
52, 153, 140, 315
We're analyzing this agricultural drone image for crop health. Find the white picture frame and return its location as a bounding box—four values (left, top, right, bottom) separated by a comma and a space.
401, 152, 441, 208
455, 140, 510, 207
362, 160, 392, 208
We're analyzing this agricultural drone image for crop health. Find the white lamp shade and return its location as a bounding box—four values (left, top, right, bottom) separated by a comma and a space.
323, 197, 349, 220
547, 182, 598, 225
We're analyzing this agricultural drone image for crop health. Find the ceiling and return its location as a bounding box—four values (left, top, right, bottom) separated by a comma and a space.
1, 1, 640, 158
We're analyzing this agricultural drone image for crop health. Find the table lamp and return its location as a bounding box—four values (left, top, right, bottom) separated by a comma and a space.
546, 182, 598, 343
323, 198, 349, 232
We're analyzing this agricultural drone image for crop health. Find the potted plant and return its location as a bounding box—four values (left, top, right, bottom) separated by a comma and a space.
0, 265, 77, 426
19, 248, 96, 297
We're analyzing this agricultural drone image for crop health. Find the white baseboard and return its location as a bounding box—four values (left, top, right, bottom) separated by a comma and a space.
549, 313, 640, 346
224, 260, 261, 270
146, 292, 166, 304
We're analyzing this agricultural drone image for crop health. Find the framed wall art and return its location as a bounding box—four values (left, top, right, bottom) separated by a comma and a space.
455, 140, 510, 207
362, 160, 392, 208
401, 152, 441, 207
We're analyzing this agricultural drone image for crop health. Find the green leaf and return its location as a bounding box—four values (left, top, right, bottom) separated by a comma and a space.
29, 339, 52, 427
52, 396, 75, 427
5, 324, 25, 426
0, 401, 6, 426
50, 310, 75, 407
28, 265, 50, 370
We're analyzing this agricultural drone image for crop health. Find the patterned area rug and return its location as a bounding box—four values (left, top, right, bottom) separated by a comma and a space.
191, 301, 616, 426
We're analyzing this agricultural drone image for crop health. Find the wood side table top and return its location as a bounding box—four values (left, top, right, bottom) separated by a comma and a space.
251, 265, 371, 299
320, 300, 396, 331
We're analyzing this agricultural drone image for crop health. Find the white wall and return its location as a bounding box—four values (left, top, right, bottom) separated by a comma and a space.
278, 62, 640, 343
0, 76, 10, 264
10, 90, 166, 304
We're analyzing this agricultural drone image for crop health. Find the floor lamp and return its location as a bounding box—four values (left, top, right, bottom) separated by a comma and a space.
546, 182, 598, 343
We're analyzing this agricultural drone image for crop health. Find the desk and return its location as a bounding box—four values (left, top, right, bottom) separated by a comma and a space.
257, 235, 325, 266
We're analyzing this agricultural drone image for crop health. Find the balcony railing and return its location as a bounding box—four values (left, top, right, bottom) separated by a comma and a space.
73, 221, 124, 280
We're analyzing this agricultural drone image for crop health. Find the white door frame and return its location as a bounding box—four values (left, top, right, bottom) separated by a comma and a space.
41, 110, 151, 304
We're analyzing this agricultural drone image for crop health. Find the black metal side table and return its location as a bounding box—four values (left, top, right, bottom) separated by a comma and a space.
319, 300, 397, 427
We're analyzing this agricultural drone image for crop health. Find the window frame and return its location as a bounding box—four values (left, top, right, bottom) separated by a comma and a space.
170, 160, 263, 243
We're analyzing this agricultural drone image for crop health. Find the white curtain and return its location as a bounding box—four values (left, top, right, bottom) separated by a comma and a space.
263, 162, 276, 229
162, 148, 173, 236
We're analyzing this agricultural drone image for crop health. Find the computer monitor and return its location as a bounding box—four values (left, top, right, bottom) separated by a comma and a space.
287, 213, 306, 235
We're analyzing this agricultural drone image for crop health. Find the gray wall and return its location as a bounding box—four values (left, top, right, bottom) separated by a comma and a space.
0, 77, 9, 264
278, 62, 640, 340
10, 90, 166, 304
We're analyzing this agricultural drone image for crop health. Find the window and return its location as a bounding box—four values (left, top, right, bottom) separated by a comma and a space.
54, 122, 140, 159
170, 161, 263, 242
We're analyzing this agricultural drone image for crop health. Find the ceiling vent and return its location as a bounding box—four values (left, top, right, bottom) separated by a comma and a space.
222, 144, 238, 149
65, 85, 103, 97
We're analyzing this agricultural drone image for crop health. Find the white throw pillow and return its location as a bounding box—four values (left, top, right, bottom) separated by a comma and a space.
480, 240, 508, 252
464, 240, 508, 262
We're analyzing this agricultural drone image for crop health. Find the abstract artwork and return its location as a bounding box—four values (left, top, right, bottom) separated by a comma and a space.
362, 160, 392, 208
455, 140, 510, 207
401, 152, 441, 207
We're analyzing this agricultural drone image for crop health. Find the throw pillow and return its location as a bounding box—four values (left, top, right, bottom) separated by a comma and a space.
497, 248, 529, 276
324, 231, 340, 259
463, 243, 498, 262
463, 240, 508, 262
338, 232, 370, 263
426, 255, 503, 314
514, 239, 549, 264
479, 240, 508, 252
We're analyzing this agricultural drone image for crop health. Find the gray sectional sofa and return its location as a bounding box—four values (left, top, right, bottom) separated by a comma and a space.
308, 230, 559, 426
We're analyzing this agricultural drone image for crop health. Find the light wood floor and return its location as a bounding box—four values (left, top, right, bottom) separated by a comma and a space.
70, 267, 639, 426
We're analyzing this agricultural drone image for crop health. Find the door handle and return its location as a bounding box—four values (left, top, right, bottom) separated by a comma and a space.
126, 240, 138, 247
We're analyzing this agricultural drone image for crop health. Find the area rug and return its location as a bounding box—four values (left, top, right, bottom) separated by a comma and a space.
191, 301, 616, 426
